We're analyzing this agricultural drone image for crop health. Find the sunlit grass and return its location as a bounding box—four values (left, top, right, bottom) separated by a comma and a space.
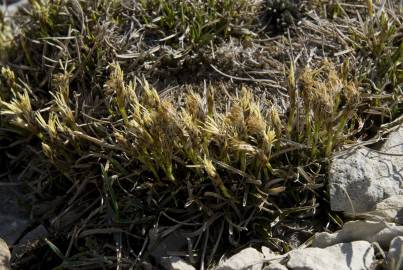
0, 0, 401, 269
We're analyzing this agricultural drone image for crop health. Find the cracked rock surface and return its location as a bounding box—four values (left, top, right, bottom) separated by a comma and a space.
215, 247, 264, 270
329, 126, 403, 213
312, 220, 403, 249
286, 241, 374, 270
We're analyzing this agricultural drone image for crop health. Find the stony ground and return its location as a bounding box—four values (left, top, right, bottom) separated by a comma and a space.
0, 0, 402, 269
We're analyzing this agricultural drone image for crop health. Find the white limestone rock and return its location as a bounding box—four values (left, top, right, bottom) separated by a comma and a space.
215, 247, 264, 270
0, 238, 10, 270
312, 220, 403, 249
372, 195, 403, 224
160, 256, 196, 270
287, 241, 374, 270
329, 126, 403, 213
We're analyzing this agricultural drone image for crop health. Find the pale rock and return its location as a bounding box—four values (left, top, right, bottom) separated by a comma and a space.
215, 247, 264, 270
312, 220, 403, 249
0, 238, 10, 270
372, 195, 403, 224
160, 256, 196, 270
0, 0, 28, 15
329, 126, 403, 213
263, 263, 288, 270
261, 246, 273, 259
382, 127, 403, 154
261, 247, 279, 261
287, 241, 374, 270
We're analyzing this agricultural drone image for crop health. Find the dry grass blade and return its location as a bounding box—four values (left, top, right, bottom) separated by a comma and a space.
0, 0, 402, 269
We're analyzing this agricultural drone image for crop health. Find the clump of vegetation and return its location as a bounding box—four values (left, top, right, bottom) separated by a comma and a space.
0, 11, 14, 61
0, 0, 401, 269
129, 0, 261, 79
264, 0, 303, 32
0, 59, 358, 268
137, 0, 256, 45
351, 0, 402, 91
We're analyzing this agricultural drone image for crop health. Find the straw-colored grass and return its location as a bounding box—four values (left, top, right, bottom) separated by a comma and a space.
0, 0, 401, 269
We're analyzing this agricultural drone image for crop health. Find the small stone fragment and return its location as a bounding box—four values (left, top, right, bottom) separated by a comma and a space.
312, 220, 403, 249
215, 247, 264, 270
261, 246, 277, 260
160, 256, 196, 270
287, 241, 374, 270
372, 195, 403, 224
382, 127, 403, 154
0, 238, 10, 270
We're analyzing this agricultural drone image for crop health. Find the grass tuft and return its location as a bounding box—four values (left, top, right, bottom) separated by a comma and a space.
0, 0, 401, 269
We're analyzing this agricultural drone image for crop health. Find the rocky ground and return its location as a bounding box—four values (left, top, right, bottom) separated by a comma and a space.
143, 126, 403, 270
0, 0, 402, 269
158, 126, 403, 269
1, 126, 402, 270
